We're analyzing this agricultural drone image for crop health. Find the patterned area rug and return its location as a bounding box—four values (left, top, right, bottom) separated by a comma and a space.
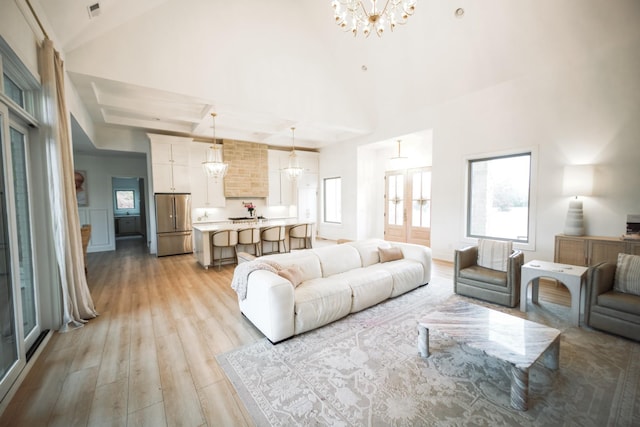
217, 277, 640, 426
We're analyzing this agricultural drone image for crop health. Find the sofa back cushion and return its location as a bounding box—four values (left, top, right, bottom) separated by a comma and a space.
345, 239, 387, 267
260, 251, 322, 282
614, 253, 640, 296
477, 239, 512, 272
313, 244, 363, 277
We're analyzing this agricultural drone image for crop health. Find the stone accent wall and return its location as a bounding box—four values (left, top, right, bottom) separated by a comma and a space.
223, 139, 268, 197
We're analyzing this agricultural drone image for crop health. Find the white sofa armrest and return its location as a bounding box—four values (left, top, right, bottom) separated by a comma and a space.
390, 242, 432, 285
238, 270, 295, 343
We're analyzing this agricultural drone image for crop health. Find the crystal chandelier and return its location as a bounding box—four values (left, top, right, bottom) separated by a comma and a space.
332, 0, 417, 37
202, 113, 228, 182
283, 127, 303, 180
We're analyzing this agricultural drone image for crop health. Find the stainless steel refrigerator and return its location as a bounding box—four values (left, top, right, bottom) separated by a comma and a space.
155, 193, 193, 256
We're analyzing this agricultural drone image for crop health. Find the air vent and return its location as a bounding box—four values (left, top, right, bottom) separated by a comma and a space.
87, 2, 101, 19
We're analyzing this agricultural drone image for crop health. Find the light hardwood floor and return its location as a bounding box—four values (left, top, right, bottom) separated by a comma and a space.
0, 238, 569, 427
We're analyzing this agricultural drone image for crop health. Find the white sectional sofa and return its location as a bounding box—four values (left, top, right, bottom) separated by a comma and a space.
236, 239, 432, 343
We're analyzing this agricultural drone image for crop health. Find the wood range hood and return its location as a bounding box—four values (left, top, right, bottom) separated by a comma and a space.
223, 140, 268, 198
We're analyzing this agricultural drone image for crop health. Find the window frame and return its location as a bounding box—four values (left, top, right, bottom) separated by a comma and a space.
114, 189, 137, 214
464, 148, 537, 251
323, 176, 342, 224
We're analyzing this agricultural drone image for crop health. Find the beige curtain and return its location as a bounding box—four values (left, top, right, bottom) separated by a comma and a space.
39, 38, 98, 331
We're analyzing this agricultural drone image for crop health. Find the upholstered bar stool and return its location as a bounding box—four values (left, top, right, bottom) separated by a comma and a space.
211, 229, 238, 270
237, 227, 261, 257
261, 225, 287, 255
289, 223, 313, 251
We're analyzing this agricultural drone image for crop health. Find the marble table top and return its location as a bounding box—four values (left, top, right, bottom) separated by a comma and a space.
418, 302, 561, 370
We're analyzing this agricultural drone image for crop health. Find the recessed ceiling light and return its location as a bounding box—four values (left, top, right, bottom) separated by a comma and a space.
454, 8, 465, 18
361, 65, 368, 72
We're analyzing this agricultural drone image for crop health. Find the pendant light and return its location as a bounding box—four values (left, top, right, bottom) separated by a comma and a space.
202, 113, 228, 182
283, 127, 303, 180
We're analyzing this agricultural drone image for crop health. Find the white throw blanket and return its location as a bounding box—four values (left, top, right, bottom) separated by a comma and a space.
231, 260, 282, 300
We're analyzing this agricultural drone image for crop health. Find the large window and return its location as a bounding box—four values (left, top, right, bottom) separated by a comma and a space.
323, 177, 341, 223
467, 152, 531, 242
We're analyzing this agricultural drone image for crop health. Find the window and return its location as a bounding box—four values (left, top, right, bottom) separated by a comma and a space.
323, 177, 341, 223
115, 190, 135, 210
3, 73, 24, 108
467, 152, 531, 242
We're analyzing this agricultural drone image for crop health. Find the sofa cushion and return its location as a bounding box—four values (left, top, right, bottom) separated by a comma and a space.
260, 251, 322, 282
345, 239, 387, 267
477, 239, 512, 272
614, 253, 640, 296
368, 260, 425, 297
312, 244, 363, 278
294, 277, 353, 335
379, 246, 403, 263
332, 268, 393, 312
278, 265, 304, 287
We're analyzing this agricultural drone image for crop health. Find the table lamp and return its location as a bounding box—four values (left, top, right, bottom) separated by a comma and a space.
562, 165, 594, 236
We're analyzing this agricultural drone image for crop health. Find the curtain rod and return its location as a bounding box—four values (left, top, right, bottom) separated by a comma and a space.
25, 0, 50, 40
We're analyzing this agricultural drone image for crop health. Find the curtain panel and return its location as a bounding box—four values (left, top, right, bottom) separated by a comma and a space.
39, 38, 97, 331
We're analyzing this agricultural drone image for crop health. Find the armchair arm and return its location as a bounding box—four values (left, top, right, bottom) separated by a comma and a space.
455, 246, 478, 272
587, 262, 616, 301
506, 250, 524, 306
584, 262, 616, 325
454, 246, 478, 292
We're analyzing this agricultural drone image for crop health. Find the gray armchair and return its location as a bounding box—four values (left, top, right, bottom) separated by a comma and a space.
585, 261, 640, 341
454, 245, 524, 308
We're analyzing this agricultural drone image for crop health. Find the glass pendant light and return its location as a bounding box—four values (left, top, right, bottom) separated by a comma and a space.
202, 112, 228, 182
283, 127, 303, 180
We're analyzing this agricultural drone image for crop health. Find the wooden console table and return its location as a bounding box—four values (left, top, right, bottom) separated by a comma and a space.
554, 234, 640, 267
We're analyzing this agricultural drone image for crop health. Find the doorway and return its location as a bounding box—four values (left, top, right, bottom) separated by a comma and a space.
384, 167, 431, 246
112, 177, 147, 246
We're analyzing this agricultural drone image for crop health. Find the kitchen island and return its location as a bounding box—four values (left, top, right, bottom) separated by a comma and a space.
193, 218, 314, 269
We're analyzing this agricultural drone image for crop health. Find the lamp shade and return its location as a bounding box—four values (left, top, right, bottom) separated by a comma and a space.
562, 165, 594, 196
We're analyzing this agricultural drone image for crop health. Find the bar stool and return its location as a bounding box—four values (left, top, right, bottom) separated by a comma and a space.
289, 223, 313, 251
211, 229, 238, 270
261, 225, 287, 255
237, 227, 261, 257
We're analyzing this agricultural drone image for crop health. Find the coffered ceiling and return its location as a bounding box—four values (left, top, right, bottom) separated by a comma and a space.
30, 0, 636, 153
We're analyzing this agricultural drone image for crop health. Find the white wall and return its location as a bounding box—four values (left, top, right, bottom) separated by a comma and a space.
75, 153, 149, 252
320, 35, 640, 262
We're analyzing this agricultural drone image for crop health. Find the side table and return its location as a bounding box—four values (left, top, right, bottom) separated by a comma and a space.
520, 260, 588, 326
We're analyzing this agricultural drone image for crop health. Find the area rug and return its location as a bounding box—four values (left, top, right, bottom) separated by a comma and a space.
217, 277, 640, 426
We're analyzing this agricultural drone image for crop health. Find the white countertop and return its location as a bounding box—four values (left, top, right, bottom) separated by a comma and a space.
193, 218, 313, 232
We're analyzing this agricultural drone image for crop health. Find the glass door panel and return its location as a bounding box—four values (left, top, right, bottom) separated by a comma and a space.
407, 168, 431, 246
0, 111, 22, 400
10, 125, 38, 344
384, 172, 406, 242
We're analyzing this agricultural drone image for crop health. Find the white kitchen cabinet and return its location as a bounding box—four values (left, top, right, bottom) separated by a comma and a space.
189, 142, 225, 208
149, 134, 192, 193
267, 150, 294, 206
189, 166, 225, 208
152, 163, 190, 193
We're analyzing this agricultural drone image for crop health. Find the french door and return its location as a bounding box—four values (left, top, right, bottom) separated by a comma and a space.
0, 106, 25, 400
384, 167, 431, 246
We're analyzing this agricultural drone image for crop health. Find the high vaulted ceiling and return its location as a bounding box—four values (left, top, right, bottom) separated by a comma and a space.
31, 0, 639, 152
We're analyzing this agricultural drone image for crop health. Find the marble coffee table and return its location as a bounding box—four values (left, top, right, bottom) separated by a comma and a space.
417, 302, 561, 411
